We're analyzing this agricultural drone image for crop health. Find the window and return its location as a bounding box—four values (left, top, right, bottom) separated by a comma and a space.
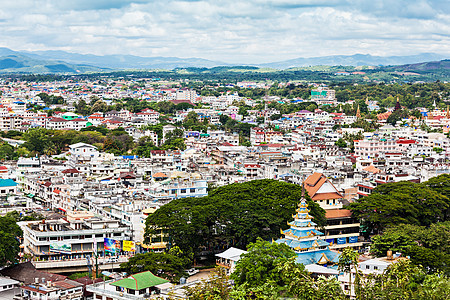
374, 266, 378, 270
127, 288, 136, 295
190, 188, 196, 193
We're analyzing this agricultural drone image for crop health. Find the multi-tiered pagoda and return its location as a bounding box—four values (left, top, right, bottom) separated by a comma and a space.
275, 195, 340, 266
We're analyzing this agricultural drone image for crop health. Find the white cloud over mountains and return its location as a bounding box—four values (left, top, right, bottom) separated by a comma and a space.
0, 0, 448, 63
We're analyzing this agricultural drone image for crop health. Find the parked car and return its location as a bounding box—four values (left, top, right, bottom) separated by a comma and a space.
186, 268, 199, 276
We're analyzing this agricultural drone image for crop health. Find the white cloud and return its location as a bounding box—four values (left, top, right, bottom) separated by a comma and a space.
0, 0, 448, 63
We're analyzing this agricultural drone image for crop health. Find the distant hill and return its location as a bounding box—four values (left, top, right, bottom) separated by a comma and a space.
258, 53, 447, 69
0, 52, 106, 74
22, 49, 226, 69
0, 47, 447, 75
386, 59, 450, 71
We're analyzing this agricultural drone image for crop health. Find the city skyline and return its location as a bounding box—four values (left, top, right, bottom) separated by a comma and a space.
0, 0, 449, 64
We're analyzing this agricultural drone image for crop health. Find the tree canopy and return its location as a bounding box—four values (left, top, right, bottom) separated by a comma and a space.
231, 238, 296, 287
370, 222, 450, 274
145, 180, 326, 257
119, 246, 191, 283
0, 212, 23, 267
346, 180, 449, 234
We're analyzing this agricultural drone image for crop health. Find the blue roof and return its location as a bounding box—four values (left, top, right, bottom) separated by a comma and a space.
289, 220, 317, 227
283, 228, 323, 238
0, 179, 18, 187
296, 248, 340, 265
275, 238, 330, 250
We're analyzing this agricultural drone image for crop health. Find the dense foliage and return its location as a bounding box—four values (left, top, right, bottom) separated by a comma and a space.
119, 247, 191, 283
370, 223, 450, 274
346, 180, 449, 234
231, 238, 296, 287
182, 244, 450, 300
145, 180, 326, 256
0, 212, 23, 266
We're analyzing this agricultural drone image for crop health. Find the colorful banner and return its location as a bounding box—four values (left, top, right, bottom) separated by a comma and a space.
104, 238, 121, 255
50, 242, 72, 254
122, 240, 135, 252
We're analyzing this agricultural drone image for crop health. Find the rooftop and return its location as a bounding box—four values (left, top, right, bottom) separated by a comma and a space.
110, 271, 169, 290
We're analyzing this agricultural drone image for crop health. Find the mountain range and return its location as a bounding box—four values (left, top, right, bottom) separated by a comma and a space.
0, 47, 448, 73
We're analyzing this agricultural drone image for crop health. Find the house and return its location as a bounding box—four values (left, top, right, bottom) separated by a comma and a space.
69, 143, 99, 159
304, 173, 361, 250
17, 279, 84, 300
87, 271, 170, 299
216, 247, 247, 274
303, 172, 343, 209
45, 117, 67, 130
0, 178, 18, 198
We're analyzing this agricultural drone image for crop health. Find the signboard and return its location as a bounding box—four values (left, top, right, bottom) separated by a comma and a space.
50, 242, 72, 254
349, 236, 359, 243
104, 238, 121, 255
337, 237, 347, 245
122, 240, 135, 252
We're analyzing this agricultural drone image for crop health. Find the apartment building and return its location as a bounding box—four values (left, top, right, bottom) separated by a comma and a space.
20, 216, 131, 271
354, 138, 398, 158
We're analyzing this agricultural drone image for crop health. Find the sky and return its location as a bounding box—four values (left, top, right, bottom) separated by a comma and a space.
0, 0, 449, 63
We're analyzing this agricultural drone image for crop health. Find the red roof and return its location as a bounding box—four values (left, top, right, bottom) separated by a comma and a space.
396, 139, 416, 144
62, 168, 80, 174
244, 164, 261, 168
48, 117, 67, 122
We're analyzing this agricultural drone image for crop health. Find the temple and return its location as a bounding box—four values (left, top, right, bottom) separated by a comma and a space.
394, 96, 401, 111
275, 194, 340, 266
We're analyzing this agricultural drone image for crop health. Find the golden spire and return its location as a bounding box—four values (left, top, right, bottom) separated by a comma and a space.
356, 104, 361, 119
365, 96, 369, 105
446, 105, 450, 118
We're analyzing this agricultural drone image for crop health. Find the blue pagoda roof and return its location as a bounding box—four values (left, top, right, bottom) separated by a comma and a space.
282, 228, 323, 238
288, 219, 317, 227
296, 249, 340, 266
275, 238, 330, 250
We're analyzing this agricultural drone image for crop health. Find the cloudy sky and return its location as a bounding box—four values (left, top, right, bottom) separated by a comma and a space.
1, 0, 449, 63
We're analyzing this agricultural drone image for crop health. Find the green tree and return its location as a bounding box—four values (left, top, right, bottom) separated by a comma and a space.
346, 181, 449, 234
335, 138, 347, 148
184, 267, 231, 300
22, 128, 54, 155
0, 142, 17, 160
338, 248, 362, 298
119, 251, 191, 283
74, 99, 90, 115
231, 238, 296, 287
371, 223, 450, 274
0, 214, 22, 266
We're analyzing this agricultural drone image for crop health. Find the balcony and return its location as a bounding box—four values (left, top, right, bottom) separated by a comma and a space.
32, 255, 129, 269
